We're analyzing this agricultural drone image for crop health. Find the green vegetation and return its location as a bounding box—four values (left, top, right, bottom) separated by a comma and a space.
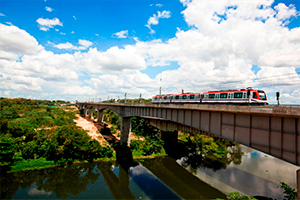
0, 97, 114, 172
214, 192, 257, 200
281, 182, 297, 200
130, 117, 165, 156
102, 112, 165, 157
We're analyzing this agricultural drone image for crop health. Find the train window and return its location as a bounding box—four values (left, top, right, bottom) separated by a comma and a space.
182, 95, 187, 99
234, 92, 242, 98
253, 92, 257, 98
220, 93, 227, 98
258, 91, 267, 100
164, 96, 168, 100
243, 93, 247, 99
209, 94, 215, 99
195, 95, 199, 99
204, 94, 209, 99
175, 96, 179, 99
190, 95, 195, 99
154, 97, 158, 100
215, 94, 220, 99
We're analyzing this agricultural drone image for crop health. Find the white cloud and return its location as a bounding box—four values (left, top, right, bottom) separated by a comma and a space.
114, 30, 128, 38
135, 0, 300, 99
0, 23, 43, 59
1, 1, 300, 103
36, 18, 63, 31
275, 3, 297, 21
0, 24, 149, 100
0, 13, 5, 16
45, 6, 53, 12
78, 39, 93, 48
53, 39, 93, 50
73, 16, 76, 20
146, 10, 171, 34
74, 46, 147, 73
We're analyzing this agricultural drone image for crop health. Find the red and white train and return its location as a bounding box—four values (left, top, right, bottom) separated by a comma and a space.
152, 87, 268, 105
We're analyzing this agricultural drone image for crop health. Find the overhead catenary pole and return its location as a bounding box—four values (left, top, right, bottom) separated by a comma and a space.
159, 78, 162, 104
124, 93, 127, 103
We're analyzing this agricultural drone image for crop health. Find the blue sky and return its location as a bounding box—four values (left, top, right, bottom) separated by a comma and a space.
0, 0, 300, 104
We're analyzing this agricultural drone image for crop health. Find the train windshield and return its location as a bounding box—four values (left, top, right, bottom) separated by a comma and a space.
258, 90, 267, 100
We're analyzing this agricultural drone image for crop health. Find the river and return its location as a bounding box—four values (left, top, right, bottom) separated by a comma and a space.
1, 145, 299, 199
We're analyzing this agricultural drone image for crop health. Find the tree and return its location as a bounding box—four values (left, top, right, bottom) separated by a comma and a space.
0, 135, 16, 167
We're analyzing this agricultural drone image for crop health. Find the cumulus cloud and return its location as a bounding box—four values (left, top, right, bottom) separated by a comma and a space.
146, 10, 171, 34
136, 0, 300, 102
45, 6, 53, 12
0, 13, 5, 16
36, 18, 63, 31
1, 0, 300, 103
0, 23, 43, 59
275, 3, 298, 21
0, 23, 149, 100
74, 46, 147, 73
52, 39, 93, 50
113, 30, 128, 38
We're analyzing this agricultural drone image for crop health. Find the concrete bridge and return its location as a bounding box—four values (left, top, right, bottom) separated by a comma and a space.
76, 102, 300, 167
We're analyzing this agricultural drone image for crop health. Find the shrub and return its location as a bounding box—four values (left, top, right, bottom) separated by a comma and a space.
0, 135, 16, 167
130, 137, 164, 156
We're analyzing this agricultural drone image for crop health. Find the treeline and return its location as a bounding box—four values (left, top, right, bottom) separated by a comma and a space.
0, 98, 113, 171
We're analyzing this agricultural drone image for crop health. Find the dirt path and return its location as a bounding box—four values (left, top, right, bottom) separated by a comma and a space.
74, 114, 143, 146
74, 114, 109, 146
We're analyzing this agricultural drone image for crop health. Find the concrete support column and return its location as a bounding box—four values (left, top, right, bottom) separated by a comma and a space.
88, 108, 94, 119
97, 109, 103, 123
83, 107, 88, 117
297, 169, 300, 199
120, 117, 131, 146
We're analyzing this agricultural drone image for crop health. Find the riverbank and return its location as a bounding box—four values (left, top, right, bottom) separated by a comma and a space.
7, 113, 163, 173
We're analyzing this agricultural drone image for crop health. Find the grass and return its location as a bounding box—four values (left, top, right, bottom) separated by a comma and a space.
9, 157, 56, 172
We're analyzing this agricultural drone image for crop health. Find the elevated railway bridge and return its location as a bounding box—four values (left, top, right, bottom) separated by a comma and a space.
76, 102, 300, 167
77, 102, 300, 195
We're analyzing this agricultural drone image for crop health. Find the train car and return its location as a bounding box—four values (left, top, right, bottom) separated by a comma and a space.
152, 94, 173, 103
171, 92, 202, 103
152, 88, 268, 105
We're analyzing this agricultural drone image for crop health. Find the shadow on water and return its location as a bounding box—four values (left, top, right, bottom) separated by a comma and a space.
162, 135, 244, 172
162, 136, 284, 200
141, 156, 227, 199
97, 122, 138, 170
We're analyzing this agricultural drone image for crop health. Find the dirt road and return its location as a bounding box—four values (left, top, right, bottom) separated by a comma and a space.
74, 114, 109, 146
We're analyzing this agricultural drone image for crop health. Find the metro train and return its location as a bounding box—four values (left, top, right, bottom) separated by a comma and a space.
152, 87, 268, 105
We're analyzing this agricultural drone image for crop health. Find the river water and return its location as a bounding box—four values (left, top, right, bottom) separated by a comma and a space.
1, 145, 299, 199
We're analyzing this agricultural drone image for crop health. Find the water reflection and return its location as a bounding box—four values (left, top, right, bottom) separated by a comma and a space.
1, 144, 298, 199
1, 157, 227, 199
177, 145, 299, 199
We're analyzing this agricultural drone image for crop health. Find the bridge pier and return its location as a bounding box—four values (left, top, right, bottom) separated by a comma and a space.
82, 107, 87, 117
120, 117, 131, 146
97, 109, 103, 123
88, 107, 94, 119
